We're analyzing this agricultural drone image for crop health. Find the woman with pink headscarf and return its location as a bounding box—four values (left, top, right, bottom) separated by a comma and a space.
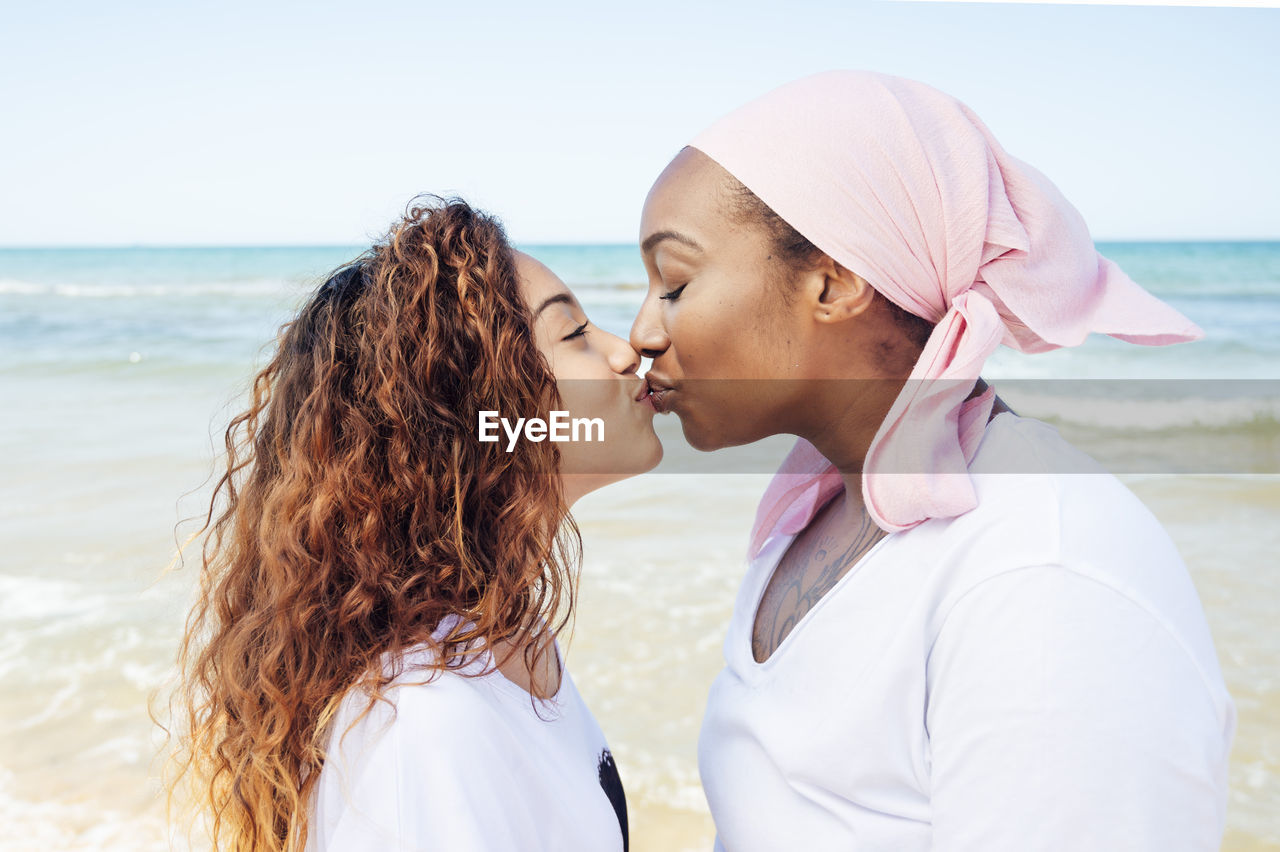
631, 71, 1233, 850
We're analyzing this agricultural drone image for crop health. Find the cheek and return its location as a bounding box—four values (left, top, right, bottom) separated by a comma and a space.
673, 278, 787, 377
557, 379, 611, 421
545, 342, 605, 383
549, 351, 616, 417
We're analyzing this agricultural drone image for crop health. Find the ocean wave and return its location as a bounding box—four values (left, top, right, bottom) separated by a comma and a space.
0, 277, 302, 299
571, 280, 648, 291
0, 574, 105, 622
0, 765, 169, 852
1004, 390, 1280, 433
609, 743, 708, 813
0, 278, 46, 295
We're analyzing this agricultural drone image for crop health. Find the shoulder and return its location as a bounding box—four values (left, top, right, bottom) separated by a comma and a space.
325, 644, 516, 763
964, 413, 1159, 540
309, 646, 561, 850
919, 413, 1185, 590
906, 415, 1228, 706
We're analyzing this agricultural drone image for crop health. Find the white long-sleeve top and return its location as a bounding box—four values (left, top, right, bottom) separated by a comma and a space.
699, 413, 1235, 851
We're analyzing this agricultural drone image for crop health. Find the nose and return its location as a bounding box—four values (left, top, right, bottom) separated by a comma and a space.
629, 293, 670, 360
604, 329, 640, 376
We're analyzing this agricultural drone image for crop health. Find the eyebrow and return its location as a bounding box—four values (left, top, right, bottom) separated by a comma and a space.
641, 229, 703, 255
534, 292, 577, 318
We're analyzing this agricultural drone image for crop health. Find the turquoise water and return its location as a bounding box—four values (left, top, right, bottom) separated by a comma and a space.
2, 241, 1277, 377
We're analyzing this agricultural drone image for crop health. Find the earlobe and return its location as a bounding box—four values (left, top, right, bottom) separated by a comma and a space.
814, 263, 875, 323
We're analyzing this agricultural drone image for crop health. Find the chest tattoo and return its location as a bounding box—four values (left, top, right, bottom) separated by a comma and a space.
751, 509, 885, 663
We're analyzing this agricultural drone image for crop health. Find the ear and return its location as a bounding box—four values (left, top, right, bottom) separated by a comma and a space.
808, 259, 876, 324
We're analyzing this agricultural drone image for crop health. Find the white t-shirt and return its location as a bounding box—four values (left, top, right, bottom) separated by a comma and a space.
307, 617, 629, 851
699, 413, 1235, 851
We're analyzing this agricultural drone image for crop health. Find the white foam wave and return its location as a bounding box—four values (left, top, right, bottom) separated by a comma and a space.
0, 574, 103, 621
0, 765, 170, 852
0, 277, 300, 299
0, 278, 46, 295
610, 743, 708, 813
1003, 391, 1280, 432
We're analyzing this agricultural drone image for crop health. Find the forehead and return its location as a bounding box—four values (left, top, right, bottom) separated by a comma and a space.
640, 148, 736, 245
515, 251, 570, 304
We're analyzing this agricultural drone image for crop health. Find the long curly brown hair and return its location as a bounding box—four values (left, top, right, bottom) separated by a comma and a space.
162, 197, 580, 851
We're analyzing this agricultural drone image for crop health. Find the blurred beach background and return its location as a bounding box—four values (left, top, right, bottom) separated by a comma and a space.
3, 0, 1278, 849
0, 241, 1277, 850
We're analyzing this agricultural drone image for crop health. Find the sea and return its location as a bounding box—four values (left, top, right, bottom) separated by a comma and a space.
1, 242, 1277, 850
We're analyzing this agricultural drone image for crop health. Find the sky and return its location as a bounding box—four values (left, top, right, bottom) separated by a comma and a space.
1, 0, 1276, 245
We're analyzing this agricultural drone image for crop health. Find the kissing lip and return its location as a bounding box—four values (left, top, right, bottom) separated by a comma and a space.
644, 371, 675, 394
644, 371, 676, 413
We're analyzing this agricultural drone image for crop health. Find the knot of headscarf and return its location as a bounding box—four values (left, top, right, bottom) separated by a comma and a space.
687, 70, 1202, 557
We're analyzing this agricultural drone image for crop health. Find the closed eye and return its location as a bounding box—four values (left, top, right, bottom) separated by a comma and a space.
563, 321, 589, 341
658, 283, 688, 301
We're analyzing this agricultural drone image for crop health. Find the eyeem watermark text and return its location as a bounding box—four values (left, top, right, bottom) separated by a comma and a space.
478, 410, 605, 452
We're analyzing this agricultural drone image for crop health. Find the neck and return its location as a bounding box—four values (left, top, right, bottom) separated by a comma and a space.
792, 375, 905, 475
792, 377, 999, 507
490, 619, 561, 700
560, 472, 622, 507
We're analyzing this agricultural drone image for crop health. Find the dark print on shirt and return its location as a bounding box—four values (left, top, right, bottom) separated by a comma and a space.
597, 748, 629, 852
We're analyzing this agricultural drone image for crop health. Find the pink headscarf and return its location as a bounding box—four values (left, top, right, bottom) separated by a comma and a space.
688, 71, 1202, 558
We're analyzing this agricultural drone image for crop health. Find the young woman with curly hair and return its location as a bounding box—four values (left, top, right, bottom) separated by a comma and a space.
166, 197, 659, 851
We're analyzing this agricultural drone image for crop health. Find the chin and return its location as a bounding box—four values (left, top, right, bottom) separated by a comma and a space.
587, 430, 664, 481
679, 417, 734, 453
678, 406, 769, 453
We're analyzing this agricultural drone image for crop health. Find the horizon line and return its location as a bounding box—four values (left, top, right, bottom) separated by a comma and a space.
1, 237, 1278, 251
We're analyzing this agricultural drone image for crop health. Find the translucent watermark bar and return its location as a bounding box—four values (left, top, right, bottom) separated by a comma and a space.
500, 379, 1280, 475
